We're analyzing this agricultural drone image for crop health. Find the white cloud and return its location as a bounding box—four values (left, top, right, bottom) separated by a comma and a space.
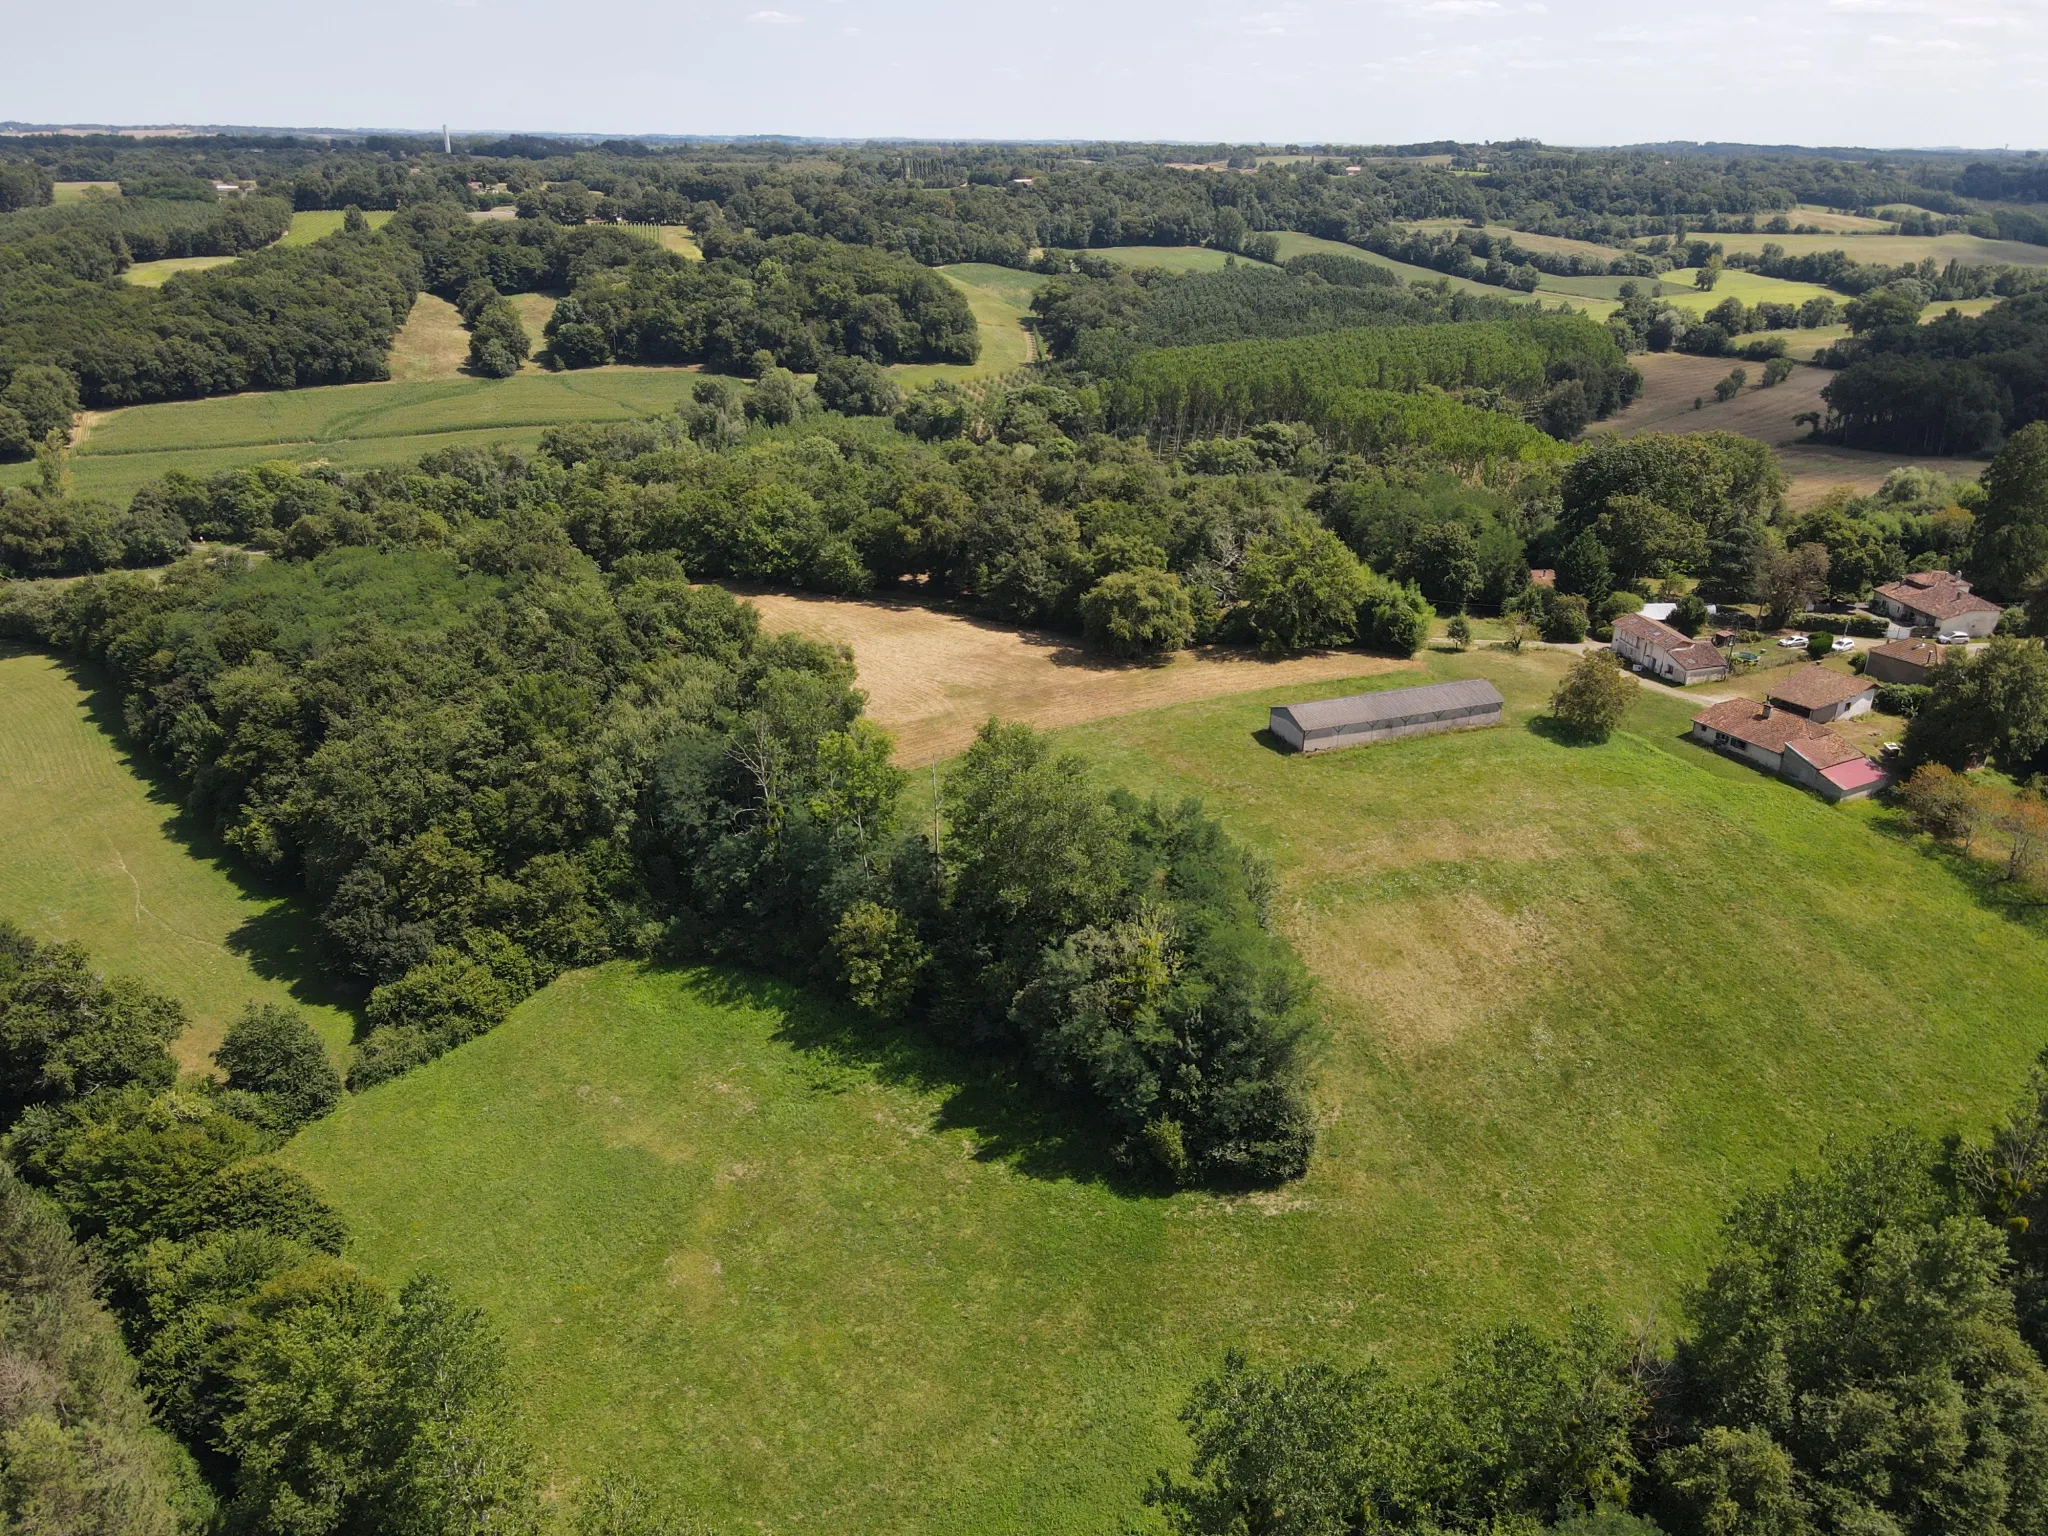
748, 9, 799, 21
1422, 0, 1503, 13
1831, 0, 1932, 11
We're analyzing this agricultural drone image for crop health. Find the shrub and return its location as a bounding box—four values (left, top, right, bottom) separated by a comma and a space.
1550, 650, 1638, 740
212, 1003, 342, 1132
1805, 632, 1833, 660
1446, 614, 1472, 650
830, 901, 926, 1017
815, 355, 903, 417
1540, 591, 1590, 643
1876, 682, 1930, 716
345, 1026, 436, 1092
1081, 568, 1196, 657
1672, 591, 1710, 635
1357, 574, 1434, 656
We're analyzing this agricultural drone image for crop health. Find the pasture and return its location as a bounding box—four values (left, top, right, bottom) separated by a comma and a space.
283, 641, 2048, 1534
0, 646, 356, 1070
280, 208, 396, 245
1789, 205, 1903, 234
385, 294, 473, 382
1682, 229, 2048, 268
50, 181, 120, 203
17, 369, 707, 502
890, 263, 1046, 385
1093, 244, 1243, 273
1654, 267, 1844, 310
120, 254, 239, 287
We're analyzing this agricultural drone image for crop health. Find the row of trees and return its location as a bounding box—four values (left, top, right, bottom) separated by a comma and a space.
4, 474, 1321, 1183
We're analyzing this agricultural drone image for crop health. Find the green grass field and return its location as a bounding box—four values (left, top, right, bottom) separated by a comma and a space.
1656, 267, 1844, 310
1093, 244, 1244, 273
884, 263, 1048, 385
0, 262, 1041, 502
1686, 229, 2048, 268
50, 181, 121, 204
282, 646, 2048, 1533
280, 208, 396, 245
120, 254, 240, 287
1266, 232, 1618, 318
0, 647, 357, 1071
30, 370, 710, 502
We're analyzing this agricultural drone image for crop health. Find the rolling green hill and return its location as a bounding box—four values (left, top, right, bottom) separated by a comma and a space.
281, 648, 2048, 1533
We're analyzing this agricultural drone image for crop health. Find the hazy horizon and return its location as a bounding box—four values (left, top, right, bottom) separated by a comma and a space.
9, 0, 2045, 151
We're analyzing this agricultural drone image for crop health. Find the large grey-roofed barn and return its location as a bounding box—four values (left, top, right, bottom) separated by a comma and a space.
1270, 678, 1504, 753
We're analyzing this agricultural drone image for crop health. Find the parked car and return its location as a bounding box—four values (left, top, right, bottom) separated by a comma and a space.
1937, 630, 1973, 645
1778, 633, 1809, 648
1831, 635, 1856, 653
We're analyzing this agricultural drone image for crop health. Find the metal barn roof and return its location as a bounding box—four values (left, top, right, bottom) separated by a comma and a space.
1275, 678, 1504, 734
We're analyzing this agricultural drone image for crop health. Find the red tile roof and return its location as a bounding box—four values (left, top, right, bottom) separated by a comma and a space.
1785, 733, 1867, 771
1868, 638, 1944, 671
1766, 665, 1875, 712
1614, 613, 1728, 673
1692, 698, 1838, 753
1874, 572, 2001, 621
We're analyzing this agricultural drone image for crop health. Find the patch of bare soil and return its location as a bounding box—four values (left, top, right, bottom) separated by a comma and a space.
734, 588, 1420, 765
1587, 351, 1983, 508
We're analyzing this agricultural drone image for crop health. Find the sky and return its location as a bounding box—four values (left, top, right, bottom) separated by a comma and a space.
8, 0, 2047, 149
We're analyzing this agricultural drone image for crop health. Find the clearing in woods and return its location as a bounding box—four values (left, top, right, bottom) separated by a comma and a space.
385, 293, 565, 382
120, 255, 240, 287
0, 646, 356, 1070
888, 263, 1047, 386
282, 647, 2048, 1535
280, 208, 397, 244
50, 181, 120, 203
733, 586, 1416, 764
1587, 350, 1984, 506
8, 369, 708, 501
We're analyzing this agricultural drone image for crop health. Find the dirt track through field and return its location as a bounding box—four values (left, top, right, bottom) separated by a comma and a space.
734, 588, 1420, 764
1588, 351, 1983, 508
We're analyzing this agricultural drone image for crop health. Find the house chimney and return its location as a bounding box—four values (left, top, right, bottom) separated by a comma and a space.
1760, 703, 1773, 718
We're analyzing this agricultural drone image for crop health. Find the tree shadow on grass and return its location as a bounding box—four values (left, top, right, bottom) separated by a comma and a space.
1864, 807, 2048, 939
1524, 714, 1604, 749
684, 965, 1153, 1195
37, 648, 367, 1021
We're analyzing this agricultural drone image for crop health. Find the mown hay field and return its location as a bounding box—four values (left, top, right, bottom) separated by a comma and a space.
281, 644, 2048, 1535
0, 647, 357, 1070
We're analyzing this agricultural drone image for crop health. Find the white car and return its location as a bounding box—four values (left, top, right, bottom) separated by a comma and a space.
1937, 630, 1973, 645
1778, 633, 1809, 648
1831, 635, 1856, 653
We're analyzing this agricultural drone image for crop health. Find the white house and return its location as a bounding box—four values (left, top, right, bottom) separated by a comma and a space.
1871, 571, 2003, 638
1611, 613, 1730, 686
1689, 699, 1887, 802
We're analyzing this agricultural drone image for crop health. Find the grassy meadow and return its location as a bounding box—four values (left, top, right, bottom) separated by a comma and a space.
0, 646, 357, 1070
281, 645, 2048, 1534
0, 262, 1039, 502
120, 254, 240, 287
51, 181, 120, 203
1688, 229, 2048, 268
1654, 267, 1844, 310
280, 208, 396, 244
29, 370, 709, 501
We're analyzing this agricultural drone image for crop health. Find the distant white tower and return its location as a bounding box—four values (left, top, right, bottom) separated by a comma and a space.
443, 124, 451, 154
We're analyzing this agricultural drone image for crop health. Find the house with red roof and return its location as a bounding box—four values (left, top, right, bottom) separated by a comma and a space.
1611, 613, 1730, 686
1871, 571, 2003, 638
1689, 698, 1888, 802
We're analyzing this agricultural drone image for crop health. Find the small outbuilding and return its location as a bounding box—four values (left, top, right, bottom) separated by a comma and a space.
1270, 678, 1504, 754
1764, 664, 1877, 724
1863, 638, 1946, 686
